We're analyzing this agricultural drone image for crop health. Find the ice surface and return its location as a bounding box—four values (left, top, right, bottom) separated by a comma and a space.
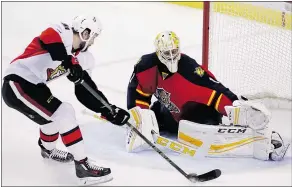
1, 2, 291, 186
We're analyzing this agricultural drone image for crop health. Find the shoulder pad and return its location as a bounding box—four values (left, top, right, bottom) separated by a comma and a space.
49, 22, 73, 55
50, 22, 72, 34
135, 52, 159, 73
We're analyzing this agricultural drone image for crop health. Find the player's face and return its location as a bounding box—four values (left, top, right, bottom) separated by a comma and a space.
80, 30, 99, 51
81, 29, 90, 41
87, 33, 98, 47
162, 48, 179, 60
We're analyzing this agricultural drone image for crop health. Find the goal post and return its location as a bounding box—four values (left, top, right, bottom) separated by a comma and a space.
202, 2, 292, 109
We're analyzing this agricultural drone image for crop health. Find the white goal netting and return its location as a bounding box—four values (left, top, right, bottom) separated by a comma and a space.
206, 2, 291, 109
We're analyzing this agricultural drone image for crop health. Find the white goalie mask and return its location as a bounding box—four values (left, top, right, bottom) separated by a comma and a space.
155, 31, 181, 73
72, 15, 102, 51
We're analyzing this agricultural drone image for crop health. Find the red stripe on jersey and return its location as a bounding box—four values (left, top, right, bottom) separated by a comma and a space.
39, 27, 63, 44
136, 103, 150, 109
40, 130, 59, 142
61, 127, 83, 146
11, 37, 47, 63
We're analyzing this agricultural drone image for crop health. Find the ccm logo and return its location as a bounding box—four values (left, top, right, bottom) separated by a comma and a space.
218, 128, 247, 133
156, 136, 196, 157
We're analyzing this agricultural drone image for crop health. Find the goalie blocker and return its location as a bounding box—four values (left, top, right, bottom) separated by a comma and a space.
126, 101, 290, 161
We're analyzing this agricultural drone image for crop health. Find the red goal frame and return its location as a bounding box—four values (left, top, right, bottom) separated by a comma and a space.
202, 2, 210, 70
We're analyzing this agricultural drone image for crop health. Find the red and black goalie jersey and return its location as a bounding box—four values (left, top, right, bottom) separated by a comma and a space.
127, 52, 238, 122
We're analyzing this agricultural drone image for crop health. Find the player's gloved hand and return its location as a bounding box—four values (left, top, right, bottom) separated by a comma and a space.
100, 105, 130, 126
67, 64, 84, 84
62, 55, 84, 84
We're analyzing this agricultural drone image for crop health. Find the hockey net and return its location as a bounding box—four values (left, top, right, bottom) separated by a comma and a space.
202, 2, 292, 110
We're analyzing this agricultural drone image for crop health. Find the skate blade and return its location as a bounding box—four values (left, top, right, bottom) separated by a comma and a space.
78, 174, 113, 186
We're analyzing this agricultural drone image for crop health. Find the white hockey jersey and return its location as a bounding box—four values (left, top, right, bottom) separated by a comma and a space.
4, 22, 95, 85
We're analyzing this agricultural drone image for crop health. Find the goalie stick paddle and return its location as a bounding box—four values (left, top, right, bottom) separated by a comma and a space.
80, 80, 222, 183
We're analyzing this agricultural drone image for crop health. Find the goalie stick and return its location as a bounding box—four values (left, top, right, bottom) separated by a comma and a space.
80, 80, 222, 183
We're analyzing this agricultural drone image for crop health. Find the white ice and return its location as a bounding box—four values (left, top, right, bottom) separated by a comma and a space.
1, 2, 291, 186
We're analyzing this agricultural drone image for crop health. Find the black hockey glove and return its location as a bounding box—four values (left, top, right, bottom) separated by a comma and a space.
100, 105, 130, 126
62, 55, 84, 84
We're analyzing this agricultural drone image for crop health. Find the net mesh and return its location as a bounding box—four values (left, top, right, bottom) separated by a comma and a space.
207, 2, 291, 109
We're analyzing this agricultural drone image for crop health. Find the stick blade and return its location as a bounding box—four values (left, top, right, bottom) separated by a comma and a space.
188, 169, 221, 183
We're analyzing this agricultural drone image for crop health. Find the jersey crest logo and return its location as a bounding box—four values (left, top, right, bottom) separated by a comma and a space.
46, 65, 67, 81
154, 88, 180, 113
195, 67, 205, 77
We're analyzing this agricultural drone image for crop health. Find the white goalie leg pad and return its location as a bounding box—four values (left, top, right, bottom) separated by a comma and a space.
125, 106, 159, 153
178, 120, 274, 160
224, 100, 271, 130
253, 129, 290, 161
252, 128, 273, 160
178, 120, 218, 158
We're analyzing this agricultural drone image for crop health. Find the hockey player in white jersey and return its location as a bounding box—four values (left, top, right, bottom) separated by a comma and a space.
2, 15, 130, 185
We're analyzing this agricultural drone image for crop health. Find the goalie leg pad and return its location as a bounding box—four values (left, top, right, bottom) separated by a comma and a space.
269, 131, 290, 161
125, 106, 159, 152
178, 120, 287, 160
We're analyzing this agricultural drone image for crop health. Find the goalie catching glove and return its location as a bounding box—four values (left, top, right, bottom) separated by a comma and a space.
224, 100, 271, 130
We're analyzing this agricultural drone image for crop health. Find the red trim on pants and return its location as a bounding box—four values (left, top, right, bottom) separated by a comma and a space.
13, 82, 53, 117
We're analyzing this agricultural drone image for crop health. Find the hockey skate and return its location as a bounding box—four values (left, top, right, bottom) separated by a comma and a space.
74, 157, 113, 185
269, 131, 290, 161
38, 138, 74, 163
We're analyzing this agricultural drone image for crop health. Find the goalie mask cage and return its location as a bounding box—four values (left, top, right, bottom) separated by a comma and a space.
202, 2, 291, 109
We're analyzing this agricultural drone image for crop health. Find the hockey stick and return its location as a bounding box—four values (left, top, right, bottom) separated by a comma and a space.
82, 109, 197, 156
82, 109, 108, 122
80, 80, 221, 182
